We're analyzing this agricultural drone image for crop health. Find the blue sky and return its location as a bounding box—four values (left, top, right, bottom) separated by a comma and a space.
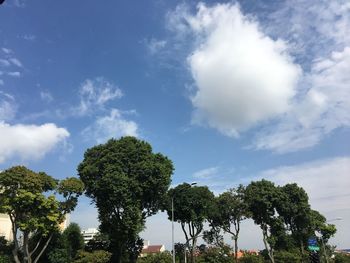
0, 0, 349, 249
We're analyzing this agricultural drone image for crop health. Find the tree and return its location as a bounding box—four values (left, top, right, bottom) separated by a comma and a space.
276, 183, 311, 258
209, 186, 248, 263
174, 243, 186, 263
78, 137, 173, 263
62, 223, 84, 260
0, 166, 84, 263
166, 183, 215, 263
85, 233, 110, 252
244, 180, 281, 263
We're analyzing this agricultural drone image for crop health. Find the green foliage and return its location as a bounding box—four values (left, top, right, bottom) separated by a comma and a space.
334, 253, 350, 263
238, 252, 264, 263
208, 186, 248, 261
136, 252, 172, 263
47, 248, 69, 263
197, 246, 234, 263
0, 166, 84, 263
85, 233, 110, 252
0, 237, 12, 256
73, 250, 112, 263
62, 223, 84, 260
166, 183, 215, 263
274, 250, 301, 263
78, 137, 173, 263
0, 255, 12, 263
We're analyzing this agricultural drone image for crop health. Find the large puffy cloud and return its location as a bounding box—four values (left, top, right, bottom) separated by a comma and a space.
82, 109, 138, 143
168, 1, 350, 152
170, 3, 301, 137
0, 122, 69, 163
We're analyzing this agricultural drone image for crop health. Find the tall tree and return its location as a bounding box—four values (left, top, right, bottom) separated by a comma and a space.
166, 183, 215, 263
62, 223, 84, 260
244, 180, 281, 263
0, 166, 84, 263
276, 183, 311, 259
209, 185, 248, 263
78, 137, 173, 263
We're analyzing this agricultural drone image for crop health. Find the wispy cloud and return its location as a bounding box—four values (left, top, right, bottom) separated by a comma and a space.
193, 166, 219, 179
82, 108, 138, 143
40, 91, 54, 103
7, 71, 21, 77
71, 77, 123, 117
145, 38, 167, 55
9, 58, 23, 68
0, 91, 17, 121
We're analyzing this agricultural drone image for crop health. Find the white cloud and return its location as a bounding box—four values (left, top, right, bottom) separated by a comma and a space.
0, 59, 10, 67
0, 122, 70, 163
82, 109, 138, 143
9, 58, 23, 68
169, 3, 301, 138
193, 166, 219, 179
146, 38, 167, 54
40, 91, 54, 103
166, 1, 350, 152
7, 72, 21, 77
72, 78, 123, 116
0, 91, 16, 121
254, 46, 350, 153
1, 48, 12, 55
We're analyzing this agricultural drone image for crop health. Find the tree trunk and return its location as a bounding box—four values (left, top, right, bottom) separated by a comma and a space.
9, 215, 21, 263
300, 240, 305, 263
262, 227, 274, 263
23, 231, 32, 263
33, 234, 53, 263
190, 237, 197, 263
234, 237, 238, 263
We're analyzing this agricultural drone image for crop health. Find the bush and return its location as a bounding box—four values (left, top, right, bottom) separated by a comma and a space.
274, 250, 301, 263
334, 253, 350, 263
0, 255, 11, 263
48, 248, 70, 263
197, 246, 234, 263
238, 252, 264, 263
73, 250, 112, 263
136, 252, 172, 263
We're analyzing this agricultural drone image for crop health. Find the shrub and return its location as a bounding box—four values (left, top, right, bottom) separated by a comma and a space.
274, 250, 301, 263
73, 250, 112, 263
136, 252, 172, 263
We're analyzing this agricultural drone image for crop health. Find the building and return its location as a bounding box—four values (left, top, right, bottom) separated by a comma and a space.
81, 228, 99, 244
0, 213, 13, 241
140, 241, 165, 257
59, 214, 70, 232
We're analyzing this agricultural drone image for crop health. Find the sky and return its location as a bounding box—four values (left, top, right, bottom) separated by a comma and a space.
0, 0, 349, 250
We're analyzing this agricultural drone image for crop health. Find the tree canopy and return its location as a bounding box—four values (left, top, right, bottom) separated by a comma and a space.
78, 136, 174, 263
0, 166, 84, 263
166, 183, 215, 263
